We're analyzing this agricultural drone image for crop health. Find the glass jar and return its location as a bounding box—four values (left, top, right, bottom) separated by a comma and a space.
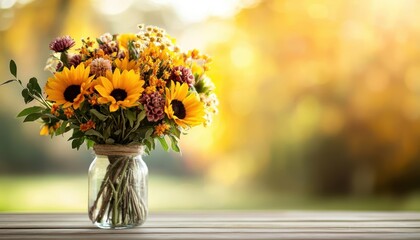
88, 144, 148, 229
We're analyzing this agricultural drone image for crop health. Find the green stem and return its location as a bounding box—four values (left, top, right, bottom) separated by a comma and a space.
108, 179, 118, 226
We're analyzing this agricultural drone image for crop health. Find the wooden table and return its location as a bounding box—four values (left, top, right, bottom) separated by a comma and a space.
1, 211, 420, 239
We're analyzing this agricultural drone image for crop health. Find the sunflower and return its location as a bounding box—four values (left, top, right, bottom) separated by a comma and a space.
165, 81, 205, 128
45, 64, 94, 109
95, 69, 145, 112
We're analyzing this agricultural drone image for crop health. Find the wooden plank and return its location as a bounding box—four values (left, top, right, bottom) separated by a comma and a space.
1, 232, 420, 240
2, 227, 420, 234
2, 211, 420, 221
0, 212, 419, 240
1, 220, 420, 229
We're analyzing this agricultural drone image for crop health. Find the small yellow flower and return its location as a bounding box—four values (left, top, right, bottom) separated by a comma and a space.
145, 86, 156, 94
40, 125, 49, 136
189, 49, 200, 59
117, 33, 137, 50
40, 122, 61, 136
115, 57, 140, 72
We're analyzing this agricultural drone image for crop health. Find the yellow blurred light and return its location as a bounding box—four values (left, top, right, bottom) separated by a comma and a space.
90, 0, 133, 15
365, 67, 389, 92
0, 0, 16, 9
307, 3, 329, 19
404, 65, 420, 93
230, 43, 254, 69
320, 106, 344, 136
155, 0, 258, 23
289, 96, 321, 143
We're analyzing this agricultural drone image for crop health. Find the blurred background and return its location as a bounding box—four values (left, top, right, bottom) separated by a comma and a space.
1, 0, 420, 212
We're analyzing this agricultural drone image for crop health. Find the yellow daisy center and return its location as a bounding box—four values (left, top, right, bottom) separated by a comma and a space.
111, 89, 128, 101
64, 85, 81, 102
171, 100, 186, 119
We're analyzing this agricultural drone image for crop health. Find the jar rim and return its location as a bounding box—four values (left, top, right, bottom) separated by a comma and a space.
93, 144, 145, 156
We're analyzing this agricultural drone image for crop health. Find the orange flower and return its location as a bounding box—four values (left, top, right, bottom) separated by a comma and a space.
64, 108, 74, 118
80, 120, 96, 132
50, 104, 60, 116
154, 123, 170, 136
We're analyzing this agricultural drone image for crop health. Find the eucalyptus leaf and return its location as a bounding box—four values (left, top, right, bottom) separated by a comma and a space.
0, 79, 16, 86
17, 106, 44, 117
23, 113, 43, 122
90, 109, 108, 121
28, 77, 42, 96
21, 89, 34, 104
85, 129, 104, 139
9, 60, 17, 78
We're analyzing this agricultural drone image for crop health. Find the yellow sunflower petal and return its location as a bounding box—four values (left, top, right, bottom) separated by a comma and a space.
110, 102, 119, 112
40, 125, 49, 136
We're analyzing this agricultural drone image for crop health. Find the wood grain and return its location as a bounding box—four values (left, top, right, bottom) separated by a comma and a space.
1, 211, 419, 239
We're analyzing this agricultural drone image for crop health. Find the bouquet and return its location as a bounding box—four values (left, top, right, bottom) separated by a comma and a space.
2, 24, 218, 228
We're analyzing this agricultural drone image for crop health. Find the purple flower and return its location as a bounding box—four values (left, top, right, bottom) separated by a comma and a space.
140, 92, 165, 122
69, 54, 82, 67
170, 66, 195, 87
49, 36, 75, 52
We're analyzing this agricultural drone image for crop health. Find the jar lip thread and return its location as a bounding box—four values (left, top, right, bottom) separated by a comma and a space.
93, 144, 145, 156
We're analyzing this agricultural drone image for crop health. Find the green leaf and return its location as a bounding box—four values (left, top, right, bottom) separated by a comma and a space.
86, 139, 95, 149
85, 129, 104, 139
17, 106, 44, 117
171, 125, 182, 138
103, 126, 112, 139
28, 77, 42, 95
126, 110, 136, 128
71, 138, 84, 150
137, 110, 146, 122
114, 129, 122, 135
144, 138, 152, 152
23, 113, 43, 122
169, 135, 180, 153
55, 121, 69, 135
130, 110, 146, 132
68, 130, 84, 140
105, 138, 115, 144
90, 109, 108, 121
21, 89, 34, 104
0, 79, 16, 86
145, 128, 153, 139
9, 60, 17, 78
158, 137, 169, 151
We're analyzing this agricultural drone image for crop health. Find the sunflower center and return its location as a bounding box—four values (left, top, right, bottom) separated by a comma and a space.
171, 100, 186, 119
63, 85, 81, 102
111, 88, 128, 101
